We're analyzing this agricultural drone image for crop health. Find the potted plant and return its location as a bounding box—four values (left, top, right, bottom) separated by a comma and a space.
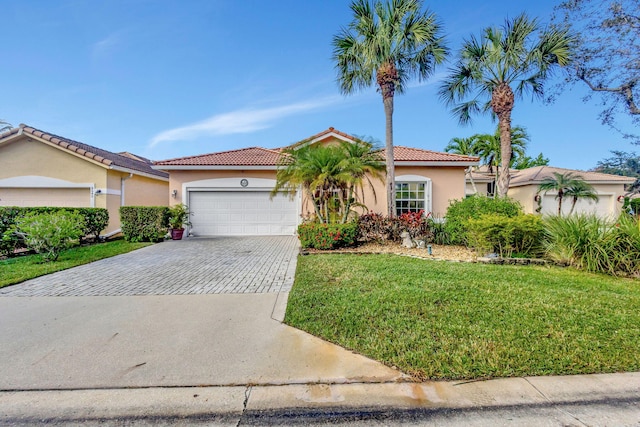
168, 203, 190, 240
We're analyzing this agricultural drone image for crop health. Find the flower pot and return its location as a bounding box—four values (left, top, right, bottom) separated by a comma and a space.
170, 228, 185, 240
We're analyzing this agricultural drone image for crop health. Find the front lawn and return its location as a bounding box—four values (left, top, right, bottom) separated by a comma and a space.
286, 254, 640, 381
0, 240, 153, 288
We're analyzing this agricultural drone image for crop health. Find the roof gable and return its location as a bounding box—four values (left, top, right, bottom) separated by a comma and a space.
0, 124, 168, 179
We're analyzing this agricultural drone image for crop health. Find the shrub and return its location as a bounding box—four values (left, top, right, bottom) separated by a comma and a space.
357, 211, 442, 244
0, 207, 109, 256
357, 212, 393, 243
444, 196, 523, 245
120, 206, 169, 242
543, 214, 640, 276
298, 222, 358, 250
467, 214, 544, 258
16, 211, 85, 261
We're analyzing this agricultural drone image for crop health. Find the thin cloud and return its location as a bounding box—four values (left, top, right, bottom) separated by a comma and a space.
92, 30, 126, 57
149, 96, 340, 147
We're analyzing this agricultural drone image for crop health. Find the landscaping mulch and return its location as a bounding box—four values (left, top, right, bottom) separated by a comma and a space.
303, 242, 477, 262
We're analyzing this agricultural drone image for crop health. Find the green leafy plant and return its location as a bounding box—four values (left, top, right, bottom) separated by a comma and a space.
543, 214, 640, 276
466, 214, 544, 258
16, 211, 85, 261
444, 196, 523, 245
298, 222, 358, 250
168, 204, 190, 229
120, 206, 169, 243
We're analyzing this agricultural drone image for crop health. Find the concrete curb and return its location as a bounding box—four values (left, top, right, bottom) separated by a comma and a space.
1, 372, 638, 424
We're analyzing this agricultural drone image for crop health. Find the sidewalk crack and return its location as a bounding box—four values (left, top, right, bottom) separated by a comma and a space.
523, 377, 588, 427
236, 385, 252, 427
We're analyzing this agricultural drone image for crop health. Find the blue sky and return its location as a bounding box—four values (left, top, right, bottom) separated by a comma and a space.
1, 0, 637, 170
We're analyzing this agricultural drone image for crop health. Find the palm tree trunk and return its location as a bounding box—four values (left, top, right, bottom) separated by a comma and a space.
569, 196, 578, 215
383, 95, 395, 217
496, 112, 512, 198
558, 190, 564, 216
467, 167, 478, 194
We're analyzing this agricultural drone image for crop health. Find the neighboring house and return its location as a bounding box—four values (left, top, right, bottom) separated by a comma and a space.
466, 165, 635, 218
153, 127, 479, 237
0, 124, 169, 235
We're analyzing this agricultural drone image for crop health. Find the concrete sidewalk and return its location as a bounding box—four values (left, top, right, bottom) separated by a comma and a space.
1, 373, 638, 425
0, 293, 403, 390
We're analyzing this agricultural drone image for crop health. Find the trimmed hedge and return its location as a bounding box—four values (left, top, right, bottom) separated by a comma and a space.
444, 196, 523, 245
0, 207, 109, 256
466, 213, 544, 258
298, 222, 358, 250
120, 206, 169, 242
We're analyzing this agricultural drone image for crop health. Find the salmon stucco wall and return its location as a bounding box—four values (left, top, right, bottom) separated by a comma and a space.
167, 170, 279, 206
299, 166, 467, 218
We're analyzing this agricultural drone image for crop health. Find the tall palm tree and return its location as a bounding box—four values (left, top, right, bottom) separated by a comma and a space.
439, 13, 572, 197
565, 181, 599, 215
538, 171, 584, 215
333, 0, 448, 217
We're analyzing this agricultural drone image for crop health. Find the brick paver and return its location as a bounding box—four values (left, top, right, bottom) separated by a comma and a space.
0, 236, 300, 297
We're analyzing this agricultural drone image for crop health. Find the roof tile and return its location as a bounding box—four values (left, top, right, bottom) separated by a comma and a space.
154, 147, 285, 167
0, 124, 167, 179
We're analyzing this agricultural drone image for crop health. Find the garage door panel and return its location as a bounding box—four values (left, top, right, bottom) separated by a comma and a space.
189, 191, 297, 236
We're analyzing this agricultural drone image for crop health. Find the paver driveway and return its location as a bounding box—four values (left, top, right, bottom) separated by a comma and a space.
0, 236, 299, 297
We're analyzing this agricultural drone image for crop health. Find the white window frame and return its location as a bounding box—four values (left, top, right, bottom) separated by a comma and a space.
395, 175, 432, 216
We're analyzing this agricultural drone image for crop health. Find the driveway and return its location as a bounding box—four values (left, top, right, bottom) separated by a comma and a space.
0, 236, 404, 390
0, 236, 300, 296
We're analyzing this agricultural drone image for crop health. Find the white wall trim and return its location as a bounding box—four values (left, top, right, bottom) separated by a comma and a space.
396, 175, 433, 214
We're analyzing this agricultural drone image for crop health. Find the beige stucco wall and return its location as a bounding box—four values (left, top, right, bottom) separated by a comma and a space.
0, 135, 169, 235
0, 136, 107, 186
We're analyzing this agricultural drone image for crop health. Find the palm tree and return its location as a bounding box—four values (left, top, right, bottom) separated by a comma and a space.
565, 181, 599, 215
333, 0, 448, 217
272, 142, 384, 224
439, 13, 572, 197
0, 119, 11, 133
444, 136, 478, 156
337, 141, 386, 222
538, 171, 584, 215
474, 125, 529, 177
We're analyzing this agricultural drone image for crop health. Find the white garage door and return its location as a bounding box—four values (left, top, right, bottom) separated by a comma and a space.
541, 194, 612, 218
188, 191, 297, 236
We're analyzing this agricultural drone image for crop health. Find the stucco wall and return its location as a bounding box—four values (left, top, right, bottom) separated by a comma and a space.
0, 136, 107, 185
167, 170, 278, 206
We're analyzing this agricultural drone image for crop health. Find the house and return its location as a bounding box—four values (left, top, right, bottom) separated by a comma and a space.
153, 127, 479, 236
0, 124, 170, 235
467, 165, 635, 218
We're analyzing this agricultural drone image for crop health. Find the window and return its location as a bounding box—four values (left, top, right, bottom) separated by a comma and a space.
395, 182, 425, 216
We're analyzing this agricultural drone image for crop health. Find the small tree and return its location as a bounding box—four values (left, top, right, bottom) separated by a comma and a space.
538, 172, 587, 215
565, 181, 599, 215
17, 211, 85, 261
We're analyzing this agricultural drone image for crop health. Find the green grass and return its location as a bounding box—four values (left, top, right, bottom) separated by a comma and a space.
286, 254, 640, 381
0, 240, 153, 288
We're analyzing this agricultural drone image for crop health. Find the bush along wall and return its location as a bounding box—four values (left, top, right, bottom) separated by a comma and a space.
357, 211, 436, 244
298, 222, 358, 250
120, 206, 169, 243
466, 213, 544, 258
0, 207, 109, 257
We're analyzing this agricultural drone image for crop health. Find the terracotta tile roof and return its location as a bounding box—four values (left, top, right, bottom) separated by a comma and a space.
381, 146, 479, 163
284, 126, 358, 149
0, 124, 168, 179
154, 147, 285, 167
510, 166, 636, 186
